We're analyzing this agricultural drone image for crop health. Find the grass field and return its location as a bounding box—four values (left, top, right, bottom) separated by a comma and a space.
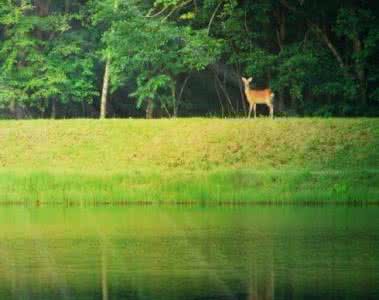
0, 118, 378, 204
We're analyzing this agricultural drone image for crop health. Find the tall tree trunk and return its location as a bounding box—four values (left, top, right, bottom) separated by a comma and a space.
289, 84, 297, 113
82, 101, 87, 117
235, 64, 247, 115
101, 244, 108, 300
35, 0, 51, 16
212, 70, 236, 116
99, 0, 118, 119
277, 90, 285, 113
171, 84, 178, 118
145, 99, 154, 119
51, 98, 56, 119
214, 78, 225, 117
275, 6, 287, 114
274, 7, 287, 51
100, 58, 110, 119
9, 100, 16, 119
9, 101, 24, 119
64, 0, 70, 14
176, 75, 190, 112
353, 37, 367, 106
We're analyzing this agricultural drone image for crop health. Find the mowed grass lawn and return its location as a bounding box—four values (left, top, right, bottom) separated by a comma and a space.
0, 118, 378, 204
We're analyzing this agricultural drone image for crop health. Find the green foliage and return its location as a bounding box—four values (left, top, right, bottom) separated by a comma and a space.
131, 74, 172, 108
0, 0, 378, 117
0, 0, 97, 115
99, 3, 222, 115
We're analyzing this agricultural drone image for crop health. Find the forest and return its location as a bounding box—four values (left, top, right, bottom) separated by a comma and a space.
0, 0, 378, 119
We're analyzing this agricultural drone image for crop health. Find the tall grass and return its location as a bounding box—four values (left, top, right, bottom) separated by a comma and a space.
0, 169, 377, 204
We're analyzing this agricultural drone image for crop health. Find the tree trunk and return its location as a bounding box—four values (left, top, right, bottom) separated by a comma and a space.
171, 84, 178, 118
99, 0, 118, 119
51, 98, 56, 119
64, 0, 70, 14
213, 71, 236, 116
9, 101, 24, 119
215, 78, 225, 117
82, 101, 87, 117
277, 90, 285, 113
353, 37, 367, 106
145, 99, 154, 119
275, 6, 287, 114
289, 86, 297, 113
173, 107, 178, 118
176, 75, 190, 112
101, 244, 108, 300
9, 100, 16, 119
235, 64, 247, 115
100, 58, 110, 119
274, 6, 286, 51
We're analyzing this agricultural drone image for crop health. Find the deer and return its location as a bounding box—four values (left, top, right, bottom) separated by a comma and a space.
241, 77, 274, 119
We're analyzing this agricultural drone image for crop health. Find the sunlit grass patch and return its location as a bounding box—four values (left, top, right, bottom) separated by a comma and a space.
0, 118, 377, 204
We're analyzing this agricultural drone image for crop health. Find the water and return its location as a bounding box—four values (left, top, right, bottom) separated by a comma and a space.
0, 206, 378, 300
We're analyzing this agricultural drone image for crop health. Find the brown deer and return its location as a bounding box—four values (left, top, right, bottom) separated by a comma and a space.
241, 77, 274, 119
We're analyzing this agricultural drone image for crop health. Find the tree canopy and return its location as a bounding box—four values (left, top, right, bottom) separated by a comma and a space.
0, 0, 378, 118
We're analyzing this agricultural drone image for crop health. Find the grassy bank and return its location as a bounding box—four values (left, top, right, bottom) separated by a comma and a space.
0, 118, 378, 204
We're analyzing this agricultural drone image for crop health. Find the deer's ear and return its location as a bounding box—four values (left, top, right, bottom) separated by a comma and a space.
247, 77, 253, 83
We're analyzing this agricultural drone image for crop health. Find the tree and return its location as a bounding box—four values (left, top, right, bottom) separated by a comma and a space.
101, 1, 222, 118
0, 0, 97, 118
0, 0, 378, 118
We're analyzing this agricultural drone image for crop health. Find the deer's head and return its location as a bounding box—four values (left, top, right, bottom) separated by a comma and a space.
241, 77, 253, 88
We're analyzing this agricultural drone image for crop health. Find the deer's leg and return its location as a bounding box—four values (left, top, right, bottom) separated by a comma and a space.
248, 104, 253, 118
253, 103, 257, 118
269, 104, 274, 119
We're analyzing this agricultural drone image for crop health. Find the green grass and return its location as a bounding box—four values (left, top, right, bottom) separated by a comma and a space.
0, 118, 378, 204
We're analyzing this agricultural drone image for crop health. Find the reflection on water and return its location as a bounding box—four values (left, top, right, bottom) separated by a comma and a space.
101, 243, 108, 300
0, 206, 378, 299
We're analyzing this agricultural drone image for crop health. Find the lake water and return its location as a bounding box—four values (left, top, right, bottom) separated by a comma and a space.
0, 206, 378, 300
